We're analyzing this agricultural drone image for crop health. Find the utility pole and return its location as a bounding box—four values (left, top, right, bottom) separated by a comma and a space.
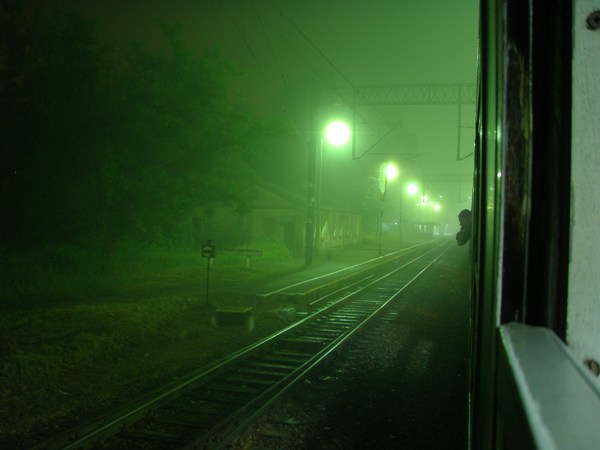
305, 80, 319, 266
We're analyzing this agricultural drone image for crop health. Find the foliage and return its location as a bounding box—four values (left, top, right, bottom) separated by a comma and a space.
355, 174, 382, 216
0, 2, 278, 253
0, 234, 296, 307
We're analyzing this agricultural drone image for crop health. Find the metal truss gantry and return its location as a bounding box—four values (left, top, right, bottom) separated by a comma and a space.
319, 82, 477, 160
322, 83, 477, 106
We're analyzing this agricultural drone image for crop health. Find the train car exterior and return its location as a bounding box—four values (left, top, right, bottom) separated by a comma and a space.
470, 0, 600, 448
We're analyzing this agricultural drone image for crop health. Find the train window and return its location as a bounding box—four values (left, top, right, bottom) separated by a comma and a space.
472, 1, 600, 449
567, 1, 600, 382
498, 323, 600, 449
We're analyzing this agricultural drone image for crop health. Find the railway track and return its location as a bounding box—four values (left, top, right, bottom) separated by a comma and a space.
37, 240, 451, 449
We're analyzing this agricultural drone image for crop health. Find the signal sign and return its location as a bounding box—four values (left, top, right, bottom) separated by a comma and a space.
202, 241, 215, 258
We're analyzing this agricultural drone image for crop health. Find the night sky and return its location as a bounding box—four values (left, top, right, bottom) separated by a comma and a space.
72, 0, 479, 225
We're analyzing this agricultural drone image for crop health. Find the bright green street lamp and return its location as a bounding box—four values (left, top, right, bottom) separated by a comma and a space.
385, 163, 398, 180
324, 120, 350, 147
407, 183, 419, 196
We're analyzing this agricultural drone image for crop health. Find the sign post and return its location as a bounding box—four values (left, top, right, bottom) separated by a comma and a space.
201, 240, 215, 306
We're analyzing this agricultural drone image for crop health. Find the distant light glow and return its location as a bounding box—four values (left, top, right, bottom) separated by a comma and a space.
324, 121, 350, 147
407, 183, 418, 195
433, 204, 441, 211
384, 163, 398, 180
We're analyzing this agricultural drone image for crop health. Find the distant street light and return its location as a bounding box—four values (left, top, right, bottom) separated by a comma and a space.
385, 163, 398, 180
399, 181, 420, 242
378, 162, 398, 256
378, 162, 398, 196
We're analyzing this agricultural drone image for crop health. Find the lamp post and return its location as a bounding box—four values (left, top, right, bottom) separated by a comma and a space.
399, 182, 419, 242
305, 120, 350, 266
378, 162, 398, 256
433, 203, 441, 235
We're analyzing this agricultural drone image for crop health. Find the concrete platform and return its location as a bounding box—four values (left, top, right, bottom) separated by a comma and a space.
253, 241, 436, 302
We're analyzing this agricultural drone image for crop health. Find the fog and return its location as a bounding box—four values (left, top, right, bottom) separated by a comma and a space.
75, 0, 478, 225
0, 1, 478, 447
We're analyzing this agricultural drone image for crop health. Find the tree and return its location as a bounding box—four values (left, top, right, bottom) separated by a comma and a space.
0, 2, 111, 248
0, 3, 279, 253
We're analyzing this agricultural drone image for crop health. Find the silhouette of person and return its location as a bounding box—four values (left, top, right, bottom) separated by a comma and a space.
456, 209, 472, 246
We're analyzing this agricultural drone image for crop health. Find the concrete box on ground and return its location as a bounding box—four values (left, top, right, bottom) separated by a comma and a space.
211, 306, 254, 332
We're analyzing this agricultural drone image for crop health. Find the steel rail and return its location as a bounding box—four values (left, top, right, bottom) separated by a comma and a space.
208, 242, 452, 449
256, 241, 432, 297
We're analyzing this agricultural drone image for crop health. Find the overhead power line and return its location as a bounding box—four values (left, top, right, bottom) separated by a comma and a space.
264, 0, 389, 122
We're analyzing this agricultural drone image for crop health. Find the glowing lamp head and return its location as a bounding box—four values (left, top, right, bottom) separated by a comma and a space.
384, 163, 398, 180
324, 121, 350, 147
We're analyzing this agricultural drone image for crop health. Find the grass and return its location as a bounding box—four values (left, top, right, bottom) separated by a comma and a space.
0, 238, 295, 307
0, 240, 304, 449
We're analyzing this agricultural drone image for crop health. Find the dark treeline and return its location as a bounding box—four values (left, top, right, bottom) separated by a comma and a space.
0, 2, 280, 257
